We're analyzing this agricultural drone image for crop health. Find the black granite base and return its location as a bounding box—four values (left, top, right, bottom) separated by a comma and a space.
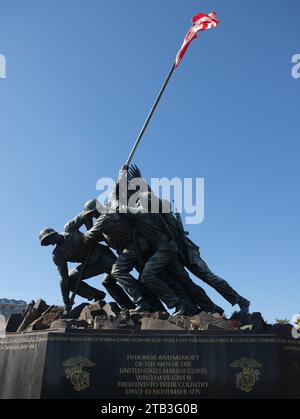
0, 330, 299, 399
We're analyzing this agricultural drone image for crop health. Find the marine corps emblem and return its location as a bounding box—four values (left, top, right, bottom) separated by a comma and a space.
63, 356, 95, 392
230, 357, 262, 393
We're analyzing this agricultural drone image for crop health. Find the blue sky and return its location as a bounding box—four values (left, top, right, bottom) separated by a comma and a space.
0, 0, 299, 322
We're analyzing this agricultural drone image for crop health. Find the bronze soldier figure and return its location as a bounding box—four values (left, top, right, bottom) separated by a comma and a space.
74, 199, 209, 315
118, 204, 224, 316
139, 190, 250, 313
64, 199, 105, 233
83, 175, 222, 315
170, 210, 250, 313
82, 207, 168, 313
38, 227, 135, 312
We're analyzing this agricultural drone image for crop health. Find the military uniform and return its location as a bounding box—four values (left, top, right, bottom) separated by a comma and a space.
123, 210, 224, 313
84, 209, 164, 311
63, 211, 135, 310
52, 229, 134, 310
64, 211, 94, 233
164, 211, 245, 307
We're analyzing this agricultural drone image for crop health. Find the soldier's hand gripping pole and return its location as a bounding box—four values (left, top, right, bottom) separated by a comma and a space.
124, 63, 176, 167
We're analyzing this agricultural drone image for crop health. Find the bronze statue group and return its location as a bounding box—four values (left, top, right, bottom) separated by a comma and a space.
39, 166, 250, 317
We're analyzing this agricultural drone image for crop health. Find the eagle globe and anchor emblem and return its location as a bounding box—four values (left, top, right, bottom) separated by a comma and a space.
63, 356, 95, 392
230, 357, 262, 393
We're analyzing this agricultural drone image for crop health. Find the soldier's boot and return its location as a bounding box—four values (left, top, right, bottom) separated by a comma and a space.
136, 282, 165, 312
129, 301, 153, 313
93, 290, 106, 302
172, 301, 199, 317
188, 305, 201, 316
212, 305, 225, 316
237, 297, 250, 313
172, 304, 188, 317
130, 297, 167, 313
140, 275, 180, 310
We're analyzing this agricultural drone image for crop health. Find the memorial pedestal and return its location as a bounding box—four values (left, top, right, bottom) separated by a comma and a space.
0, 330, 299, 399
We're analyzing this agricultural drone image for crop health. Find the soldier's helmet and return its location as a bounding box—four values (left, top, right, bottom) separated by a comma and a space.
84, 199, 105, 215
84, 199, 98, 212
39, 228, 58, 246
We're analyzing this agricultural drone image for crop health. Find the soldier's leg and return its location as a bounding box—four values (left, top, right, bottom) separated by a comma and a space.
68, 265, 106, 301
110, 247, 146, 304
139, 285, 166, 312
158, 270, 199, 314
102, 274, 135, 310
67, 244, 115, 302
140, 247, 180, 309
92, 246, 136, 310
135, 266, 166, 312
187, 255, 246, 307
167, 260, 224, 315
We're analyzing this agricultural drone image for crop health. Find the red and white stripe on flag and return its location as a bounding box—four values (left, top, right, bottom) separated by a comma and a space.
175, 11, 219, 68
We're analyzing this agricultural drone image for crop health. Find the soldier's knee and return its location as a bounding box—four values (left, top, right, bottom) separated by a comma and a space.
202, 271, 221, 282
102, 274, 115, 285
111, 262, 129, 277
140, 271, 155, 284
111, 264, 120, 276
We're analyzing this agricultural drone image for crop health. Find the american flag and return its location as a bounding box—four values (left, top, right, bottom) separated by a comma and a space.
175, 12, 219, 68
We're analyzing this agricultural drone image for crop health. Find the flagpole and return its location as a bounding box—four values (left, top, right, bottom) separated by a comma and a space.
124, 62, 176, 167
68, 65, 176, 312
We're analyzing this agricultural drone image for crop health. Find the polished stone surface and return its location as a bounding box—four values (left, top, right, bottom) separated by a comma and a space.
0, 330, 299, 399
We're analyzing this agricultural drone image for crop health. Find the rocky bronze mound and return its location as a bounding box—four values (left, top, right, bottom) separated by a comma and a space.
1, 298, 292, 335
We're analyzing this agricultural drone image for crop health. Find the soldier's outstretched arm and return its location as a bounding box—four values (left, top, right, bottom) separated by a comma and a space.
64, 211, 92, 233
84, 213, 106, 243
